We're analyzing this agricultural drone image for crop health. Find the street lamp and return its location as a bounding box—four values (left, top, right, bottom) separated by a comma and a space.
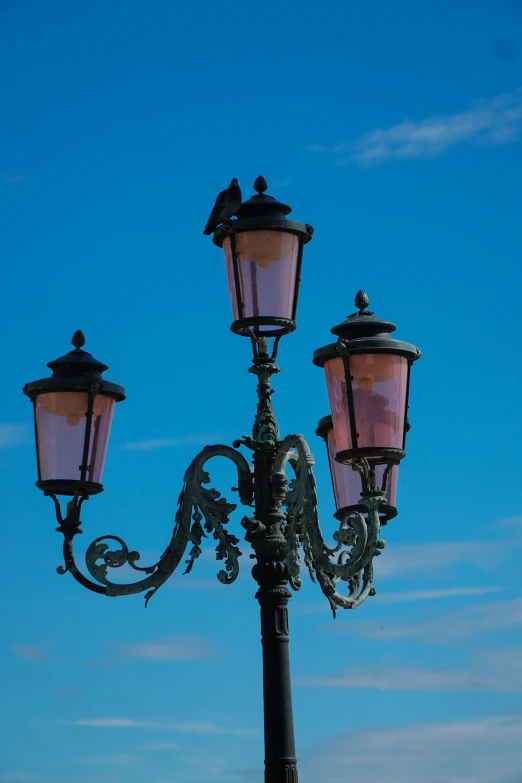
213, 175, 314, 337
23, 330, 125, 498
23, 179, 420, 783
315, 414, 398, 523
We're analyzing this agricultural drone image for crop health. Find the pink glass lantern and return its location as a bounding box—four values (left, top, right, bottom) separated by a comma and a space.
313, 291, 420, 516
316, 415, 398, 522
214, 177, 314, 337
322, 354, 409, 456
23, 331, 125, 496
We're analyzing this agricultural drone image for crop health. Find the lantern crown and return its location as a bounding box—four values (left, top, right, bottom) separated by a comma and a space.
23, 332, 125, 403
46, 330, 110, 379
235, 176, 293, 220
330, 291, 398, 341
213, 176, 314, 248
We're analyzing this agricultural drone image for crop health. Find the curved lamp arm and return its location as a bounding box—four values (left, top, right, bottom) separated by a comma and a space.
273, 434, 385, 615
51, 445, 253, 606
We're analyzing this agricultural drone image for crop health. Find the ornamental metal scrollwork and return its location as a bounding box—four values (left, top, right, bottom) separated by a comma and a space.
49, 344, 390, 618
273, 434, 385, 616
52, 444, 253, 606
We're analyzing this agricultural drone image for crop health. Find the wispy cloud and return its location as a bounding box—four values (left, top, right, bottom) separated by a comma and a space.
308, 88, 522, 166
68, 717, 258, 737
301, 714, 522, 783
374, 539, 512, 579
11, 642, 53, 661
494, 39, 517, 63
3, 174, 27, 185
495, 514, 522, 528
138, 743, 180, 751
295, 586, 500, 615
376, 586, 500, 602
296, 645, 522, 692
107, 634, 217, 661
330, 596, 522, 643
119, 434, 227, 451
79, 755, 138, 769
0, 424, 30, 449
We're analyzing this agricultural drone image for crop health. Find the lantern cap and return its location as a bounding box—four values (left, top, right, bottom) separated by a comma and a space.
213, 176, 314, 247
46, 330, 109, 377
23, 331, 126, 402
330, 291, 397, 339
236, 176, 292, 220
312, 291, 421, 366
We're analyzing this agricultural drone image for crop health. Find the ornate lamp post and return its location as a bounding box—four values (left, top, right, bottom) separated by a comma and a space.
23, 179, 420, 783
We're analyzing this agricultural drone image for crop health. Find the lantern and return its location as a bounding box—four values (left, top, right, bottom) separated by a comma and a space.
23, 330, 125, 497
313, 291, 420, 494
213, 176, 314, 337
316, 415, 398, 523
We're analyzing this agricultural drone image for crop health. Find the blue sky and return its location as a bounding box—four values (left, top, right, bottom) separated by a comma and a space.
2, 0, 522, 780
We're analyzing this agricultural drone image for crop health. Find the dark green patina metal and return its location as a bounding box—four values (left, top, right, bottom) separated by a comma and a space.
44, 335, 391, 783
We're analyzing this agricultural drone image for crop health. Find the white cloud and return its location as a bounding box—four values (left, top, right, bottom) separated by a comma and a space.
3, 174, 27, 185
118, 433, 227, 451
80, 755, 138, 769
296, 586, 501, 614
376, 587, 500, 602
108, 634, 216, 661
296, 645, 522, 692
0, 424, 30, 449
300, 714, 522, 783
310, 88, 522, 166
331, 596, 522, 643
138, 743, 180, 750
11, 643, 47, 661
68, 717, 257, 737
495, 515, 522, 528
374, 539, 510, 579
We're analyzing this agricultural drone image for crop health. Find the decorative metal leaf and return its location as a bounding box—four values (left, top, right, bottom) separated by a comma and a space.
76, 444, 252, 605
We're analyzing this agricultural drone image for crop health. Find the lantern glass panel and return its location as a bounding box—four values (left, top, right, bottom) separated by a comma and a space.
324, 357, 352, 453
35, 392, 115, 484
324, 354, 408, 453
350, 354, 408, 450
326, 426, 398, 509
223, 231, 299, 327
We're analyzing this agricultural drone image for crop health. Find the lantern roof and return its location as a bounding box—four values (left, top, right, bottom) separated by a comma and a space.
330, 290, 397, 340
213, 176, 314, 247
23, 331, 126, 402
47, 330, 109, 377
313, 291, 421, 367
237, 176, 292, 219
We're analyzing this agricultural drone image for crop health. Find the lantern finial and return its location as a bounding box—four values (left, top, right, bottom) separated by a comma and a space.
355, 290, 370, 312
253, 176, 268, 194
72, 330, 86, 350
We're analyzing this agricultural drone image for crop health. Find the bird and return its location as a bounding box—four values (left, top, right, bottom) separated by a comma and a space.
203, 178, 242, 235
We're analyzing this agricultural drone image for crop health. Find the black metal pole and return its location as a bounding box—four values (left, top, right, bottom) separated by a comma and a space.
246, 341, 299, 783
254, 543, 298, 783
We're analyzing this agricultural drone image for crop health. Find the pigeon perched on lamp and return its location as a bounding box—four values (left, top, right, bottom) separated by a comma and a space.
203, 178, 242, 235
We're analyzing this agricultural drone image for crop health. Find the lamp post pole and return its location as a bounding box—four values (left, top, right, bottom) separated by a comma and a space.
248, 340, 298, 782
23, 178, 420, 783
